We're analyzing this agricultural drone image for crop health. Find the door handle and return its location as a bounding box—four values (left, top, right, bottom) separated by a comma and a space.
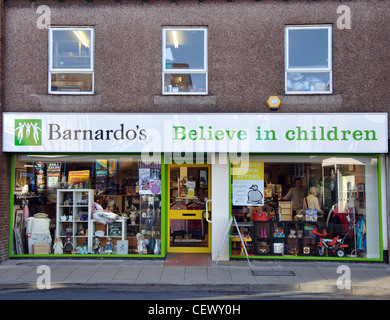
205, 199, 212, 223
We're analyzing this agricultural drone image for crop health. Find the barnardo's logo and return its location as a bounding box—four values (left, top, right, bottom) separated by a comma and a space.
15, 119, 42, 146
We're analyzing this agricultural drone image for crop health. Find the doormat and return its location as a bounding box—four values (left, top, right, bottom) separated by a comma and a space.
251, 270, 296, 276
164, 253, 212, 267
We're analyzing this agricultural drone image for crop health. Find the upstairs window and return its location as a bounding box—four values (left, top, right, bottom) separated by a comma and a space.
162, 27, 208, 95
49, 27, 94, 94
285, 25, 332, 94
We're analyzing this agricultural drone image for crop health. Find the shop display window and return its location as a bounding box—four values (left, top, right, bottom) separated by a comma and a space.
285, 25, 332, 94
11, 155, 162, 256
162, 27, 208, 94
231, 155, 380, 260
49, 27, 94, 94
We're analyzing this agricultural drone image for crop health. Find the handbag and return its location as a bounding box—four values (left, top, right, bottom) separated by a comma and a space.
253, 210, 269, 221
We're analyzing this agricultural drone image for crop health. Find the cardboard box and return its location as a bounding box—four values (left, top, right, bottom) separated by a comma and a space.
280, 214, 292, 221
33, 244, 50, 254
279, 201, 292, 220
305, 209, 317, 222
279, 201, 292, 211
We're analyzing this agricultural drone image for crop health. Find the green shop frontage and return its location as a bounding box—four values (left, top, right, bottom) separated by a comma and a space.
3, 112, 389, 262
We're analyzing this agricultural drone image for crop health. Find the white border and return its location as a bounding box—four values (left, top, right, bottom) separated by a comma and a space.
162, 27, 208, 95
48, 27, 95, 95
3, 112, 388, 154
285, 25, 332, 95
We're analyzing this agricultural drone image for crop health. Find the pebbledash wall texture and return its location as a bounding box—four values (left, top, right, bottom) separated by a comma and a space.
0, 0, 8, 264
0, 0, 389, 261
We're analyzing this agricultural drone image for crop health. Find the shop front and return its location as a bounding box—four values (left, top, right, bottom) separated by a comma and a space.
3, 112, 388, 262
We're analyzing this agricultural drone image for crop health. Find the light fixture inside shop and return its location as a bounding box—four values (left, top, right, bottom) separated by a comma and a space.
73, 30, 90, 48
172, 31, 179, 49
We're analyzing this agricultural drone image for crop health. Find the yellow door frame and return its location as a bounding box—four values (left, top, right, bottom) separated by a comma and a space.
167, 164, 211, 253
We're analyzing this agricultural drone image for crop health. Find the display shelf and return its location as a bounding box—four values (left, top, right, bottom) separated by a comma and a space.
90, 218, 128, 240
56, 189, 94, 253
253, 220, 319, 256
230, 222, 255, 256
92, 193, 162, 254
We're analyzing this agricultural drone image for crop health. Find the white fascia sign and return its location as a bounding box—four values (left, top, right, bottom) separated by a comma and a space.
3, 112, 388, 154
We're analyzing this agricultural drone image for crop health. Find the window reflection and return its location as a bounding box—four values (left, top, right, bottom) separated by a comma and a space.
163, 28, 207, 95
52, 30, 92, 69
288, 29, 329, 69
165, 30, 205, 69
286, 72, 330, 93
49, 28, 94, 94
50, 73, 93, 93
164, 73, 206, 93
285, 26, 332, 94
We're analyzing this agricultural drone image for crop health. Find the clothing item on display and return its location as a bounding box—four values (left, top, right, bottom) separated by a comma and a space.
26, 214, 52, 254
328, 206, 351, 237
145, 219, 154, 231
356, 216, 367, 252
23, 204, 29, 223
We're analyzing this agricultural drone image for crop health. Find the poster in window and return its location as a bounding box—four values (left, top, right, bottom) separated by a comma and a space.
232, 161, 264, 206
47, 162, 61, 189
95, 159, 108, 194
68, 170, 90, 184
15, 168, 27, 191
35, 162, 46, 194
96, 159, 107, 170
139, 163, 161, 195
116, 240, 128, 255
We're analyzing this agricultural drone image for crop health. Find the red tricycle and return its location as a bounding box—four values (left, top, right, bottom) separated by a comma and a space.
312, 228, 349, 258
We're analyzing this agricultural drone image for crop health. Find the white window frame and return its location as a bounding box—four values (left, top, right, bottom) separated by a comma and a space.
162, 27, 208, 95
285, 25, 332, 95
48, 27, 94, 95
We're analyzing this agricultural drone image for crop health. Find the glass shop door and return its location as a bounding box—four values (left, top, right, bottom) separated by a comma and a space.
167, 164, 211, 253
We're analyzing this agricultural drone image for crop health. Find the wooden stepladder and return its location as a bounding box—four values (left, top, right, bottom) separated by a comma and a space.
214, 215, 252, 269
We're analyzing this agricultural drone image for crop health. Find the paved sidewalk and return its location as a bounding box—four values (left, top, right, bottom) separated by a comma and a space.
1, 258, 390, 298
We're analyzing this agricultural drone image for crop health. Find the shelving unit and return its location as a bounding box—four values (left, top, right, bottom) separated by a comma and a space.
253, 220, 318, 256
230, 222, 255, 258
94, 193, 161, 254
90, 218, 128, 242
56, 186, 162, 255
56, 189, 94, 253
136, 194, 162, 254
